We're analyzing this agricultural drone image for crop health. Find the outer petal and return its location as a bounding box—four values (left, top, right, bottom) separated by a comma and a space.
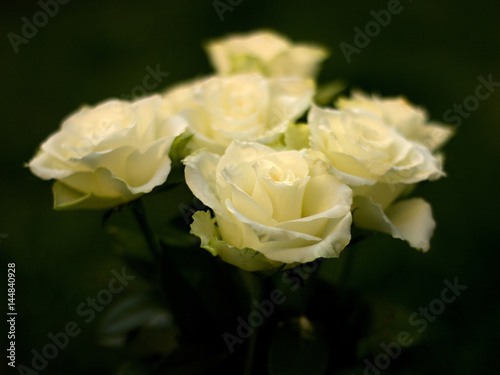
53, 168, 137, 210
184, 150, 227, 219
190, 211, 283, 271
336, 91, 454, 151
28, 150, 86, 180
413, 122, 455, 151
223, 199, 352, 264
205, 30, 291, 75
308, 105, 445, 186
353, 196, 435, 251
205, 30, 329, 79
124, 127, 187, 192
263, 213, 352, 263
268, 45, 329, 78
385, 198, 436, 251
268, 77, 315, 127
352, 182, 408, 211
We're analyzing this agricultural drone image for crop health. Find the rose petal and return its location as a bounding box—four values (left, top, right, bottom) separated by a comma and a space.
190, 210, 282, 271
353, 196, 435, 251
263, 213, 352, 263
184, 150, 226, 219
53, 167, 137, 210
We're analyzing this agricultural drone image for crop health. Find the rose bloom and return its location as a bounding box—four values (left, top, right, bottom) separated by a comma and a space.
28, 95, 187, 210
184, 141, 352, 271
308, 105, 446, 250
164, 73, 314, 155
336, 91, 454, 151
205, 29, 329, 79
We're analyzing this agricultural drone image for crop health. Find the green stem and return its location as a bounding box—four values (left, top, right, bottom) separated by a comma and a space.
338, 245, 356, 288
242, 271, 262, 375
130, 199, 162, 261
338, 232, 374, 287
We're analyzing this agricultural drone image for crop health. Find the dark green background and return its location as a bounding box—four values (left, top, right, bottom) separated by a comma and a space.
1, 0, 499, 373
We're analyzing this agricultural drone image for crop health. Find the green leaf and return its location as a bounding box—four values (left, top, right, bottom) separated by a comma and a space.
169, 132, 194, 165
303, 279, 371, 369
127, 327, 178, 358
356, 297, 417, 360
115, 362, 150, 375
284, 123, 311, 150
107, 226, 152, 261
313, 80, 347, 106
102, 203, 129, 226
106, 226, 157, 281
99, 294, 172, 339
153, 344, 230, 375
158, 225, 199, 249
268, 316, 328, 375
158, 239, 219, 340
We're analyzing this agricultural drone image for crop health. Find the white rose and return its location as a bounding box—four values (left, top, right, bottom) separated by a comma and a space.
184, 141, 352, 271
28, 95, 187, 210
308, 105, 445, 251
167, 74, 314, 154
337, 91, 454, 151
205, 30, 329, 79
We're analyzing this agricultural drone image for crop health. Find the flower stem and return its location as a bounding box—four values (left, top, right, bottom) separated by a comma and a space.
338, 245, 356, 288
242, 271, 262, 375
338, 231, 374, 287
130, 199, 162, 261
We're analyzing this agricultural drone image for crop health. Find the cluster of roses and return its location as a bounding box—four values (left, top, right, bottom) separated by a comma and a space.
29, 30, 453, 271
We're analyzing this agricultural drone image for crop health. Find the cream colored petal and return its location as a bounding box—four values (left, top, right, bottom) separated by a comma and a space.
40, 130, 86, 160
124, 122, 186, 191
213, 123, 264, 146
336, 91, 427, 131
275, 173, 351, 237
252, 122, 288, 146
190, 210, 283, 271
216, 141, 272, 201
353, 196, 435, 251
268, 77, 315, 126
184, 150, 226, 218
260, 173, 309, 222
60, 168, 131, 197
336, 91, 454, 151
205, 30, 291, 75
323, 150, 380, 182
126, 154, 171, 195
301, 174, 353, 217
92, 125, 141, 152
268, 45, 329, 78
130, 95, 162, 139
225, 199, 323, 244
385, 198, 435, 251
252, 150, 311, 222
352, 182, 408, 211
78, 146, 135, 181
263, 213, 352, 263
414, 122, 455, 151
28, 150, 85, 180
188, 133, 228, 155
52, 180, 133, 210
224, 177, 276, 227
217, 141, 273, 177
385, 144, 444, 183
53, 168, 138, 210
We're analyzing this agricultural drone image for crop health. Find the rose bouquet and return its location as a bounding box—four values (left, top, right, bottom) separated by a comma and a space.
28, 30, 453, 374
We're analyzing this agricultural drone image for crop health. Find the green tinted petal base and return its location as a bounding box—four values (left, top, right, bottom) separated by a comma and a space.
190, 211, 283, 271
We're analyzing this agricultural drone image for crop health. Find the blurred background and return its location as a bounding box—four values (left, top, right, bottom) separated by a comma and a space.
1, 0, 499, 373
